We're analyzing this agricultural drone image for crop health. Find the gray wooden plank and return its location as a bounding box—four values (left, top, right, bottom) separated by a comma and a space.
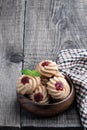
0, 0, 25, 127
23, 0, 87, 70
21, 103, 81, 128
21, 0, 87, 128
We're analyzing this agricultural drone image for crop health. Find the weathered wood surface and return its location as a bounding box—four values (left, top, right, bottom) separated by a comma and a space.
0, 0, 87, 129
23, 0, 87, 70
21, 0, 87, 129
0, 0, 25, 128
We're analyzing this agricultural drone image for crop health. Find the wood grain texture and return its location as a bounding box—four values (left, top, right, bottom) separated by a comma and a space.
23, 0, 87, 70
0, 0, 25, 127
21, 128, 83, 130
21, 103, 81, 128
21, 0, 87, 128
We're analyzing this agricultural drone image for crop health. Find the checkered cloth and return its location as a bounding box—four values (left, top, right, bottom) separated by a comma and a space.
57, 49, 87, 129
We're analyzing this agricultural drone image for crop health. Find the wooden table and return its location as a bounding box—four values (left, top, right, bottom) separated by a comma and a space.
0, 0, 87, 129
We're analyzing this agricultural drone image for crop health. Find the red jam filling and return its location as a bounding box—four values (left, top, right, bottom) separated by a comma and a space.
55, 82, 63, 91
34, 92, 43, 102
41, 61, 49, 67
21, 77, 29, 85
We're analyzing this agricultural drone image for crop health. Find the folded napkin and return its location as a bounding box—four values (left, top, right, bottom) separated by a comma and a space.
57, 49, 87, 129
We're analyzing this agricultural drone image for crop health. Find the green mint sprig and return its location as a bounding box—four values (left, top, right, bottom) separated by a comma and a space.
21, 69, 41, 77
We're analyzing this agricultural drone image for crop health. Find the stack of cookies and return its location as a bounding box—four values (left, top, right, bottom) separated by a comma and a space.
16, 60, 70, 104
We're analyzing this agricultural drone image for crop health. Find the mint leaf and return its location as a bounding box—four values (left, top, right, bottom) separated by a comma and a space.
32, 70, 41, 77
21, 69, 32, 75
21, 69, 41, 77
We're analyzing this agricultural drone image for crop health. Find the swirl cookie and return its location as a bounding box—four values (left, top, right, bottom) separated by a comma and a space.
16, 75, 40, 95
36, 60, 63, 78
30, 84, 49, 104
47, 76, 70, 101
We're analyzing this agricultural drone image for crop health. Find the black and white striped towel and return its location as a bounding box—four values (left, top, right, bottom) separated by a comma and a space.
57, 49, 87, 129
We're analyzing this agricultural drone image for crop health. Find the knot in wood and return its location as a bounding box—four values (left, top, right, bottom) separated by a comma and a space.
10, 53, 23, 63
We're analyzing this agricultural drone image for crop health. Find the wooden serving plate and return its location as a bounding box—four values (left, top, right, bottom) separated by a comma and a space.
17, 75, 75, 117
